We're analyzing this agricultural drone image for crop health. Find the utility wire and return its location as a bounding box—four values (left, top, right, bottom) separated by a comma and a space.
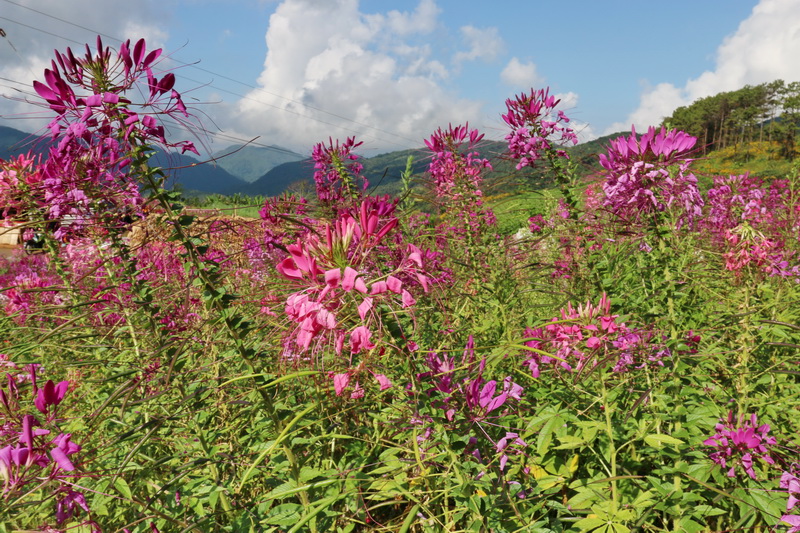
0, 0, 421, 149
0, 13, 415, 152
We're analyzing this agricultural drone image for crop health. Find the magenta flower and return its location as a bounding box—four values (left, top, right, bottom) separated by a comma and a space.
34, 379, 70, 417
349, 326, 374, 354
273, 197, 428, 360
703, 411, 777, 479
502, 87, 577, 170
782, 467, 800, 512
55, 489, 90, 525
521, 294, 669, 377
495, 432, 527, 472
374, 373, 392, 391
24, 36, 200, 242
311, 136, 366, 209
425, 123, 491, 200
333, 373, 350, 396
599, 126, 703, 228
418, 337, 523, 425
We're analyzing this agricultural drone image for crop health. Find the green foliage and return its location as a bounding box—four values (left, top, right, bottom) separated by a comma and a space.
5, 77, 800, 533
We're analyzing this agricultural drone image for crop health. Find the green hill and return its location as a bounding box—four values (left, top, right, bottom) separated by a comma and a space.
245, 134, 627, 198
210, 144, 305, 183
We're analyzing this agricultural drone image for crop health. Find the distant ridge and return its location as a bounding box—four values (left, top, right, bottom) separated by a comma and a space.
0, 125, 247, 196
210, 144, 305, 183
2, 124, 632, 197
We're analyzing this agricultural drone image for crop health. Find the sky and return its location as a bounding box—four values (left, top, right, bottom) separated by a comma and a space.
1, 0, 799, 157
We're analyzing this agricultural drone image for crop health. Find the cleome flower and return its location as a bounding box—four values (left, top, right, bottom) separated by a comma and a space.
521, 293, 670, 378
502, 87, 578, 170
703, 411, 777, 480
599, 126, 703, 228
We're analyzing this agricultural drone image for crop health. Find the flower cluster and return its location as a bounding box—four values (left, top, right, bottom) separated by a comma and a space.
702, 174, 799, 278
521, 294, 670, 378
274, 198, 430, 395
425, 124, 491, 200
702, 411, 776, 480
781, 465, 800, 531
0, 153, 46, 220
408, 337, 527, 483
25, 36, 198, 242
599, 126, 703, 228
311, 136, 367, 210
502, 87, 578, 170
0, 359, 94, 527
0, 252, 66, 325
417, 337, 523, 425
424, 124, 498, 243
722, 224, 799, 278
35, 36, 195, 153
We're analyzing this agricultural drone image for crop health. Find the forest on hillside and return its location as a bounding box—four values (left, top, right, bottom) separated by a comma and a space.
663, 79, 800, 157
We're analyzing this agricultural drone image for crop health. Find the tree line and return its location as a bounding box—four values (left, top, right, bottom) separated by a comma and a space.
662, 80, 800, 158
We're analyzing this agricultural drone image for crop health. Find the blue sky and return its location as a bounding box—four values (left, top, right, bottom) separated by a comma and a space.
1, 0, 799, 155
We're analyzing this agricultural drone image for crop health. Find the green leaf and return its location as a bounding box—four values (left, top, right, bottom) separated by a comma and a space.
677, 518, 706, 533
537, 414, 564, 456
554, 435, 586, 450
691, 504, 726, 517
644, 434, 685, 448
263, 503, 303, 527
113, 476, 132, 500
574, 517, 606, 531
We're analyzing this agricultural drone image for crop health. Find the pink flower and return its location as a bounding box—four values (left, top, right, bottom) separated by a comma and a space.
401, 290, 416, 308
311, 136, 366, 208
495, 432, 526, 472
350, 326, 375, 354
333, 373, 350, 396
425, 123, 491, 200
780, 514, 800, 533
357, 297, 373, 320
782, 467, 800, 512
374, 374, 392, 391
55, 489, 90, 524
502, 88, 577, 170
703, 411, 777, 480
599, 126, 703, 228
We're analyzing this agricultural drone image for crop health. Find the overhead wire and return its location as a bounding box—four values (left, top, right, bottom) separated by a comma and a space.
0, 0, 421, 151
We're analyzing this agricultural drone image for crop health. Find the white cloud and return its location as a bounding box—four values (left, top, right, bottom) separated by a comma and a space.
605, 82, 686, 134
220, 0, 486, 154
607, 0, 800, 135
554, 92, 596, 144
385, 0, 440, 35
453, 25, 504, 66
500, 58, 542, 88
120, 21, 169, 51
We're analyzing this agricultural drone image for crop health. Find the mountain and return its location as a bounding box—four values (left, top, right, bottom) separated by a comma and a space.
150, 151, 248, 196
2, 123, 630, 198
244, 135, 627, 198
209, 144, 305, 183
0, 126, 48, 160
0, 125, 247, 195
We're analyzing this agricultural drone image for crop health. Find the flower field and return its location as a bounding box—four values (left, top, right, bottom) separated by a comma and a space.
1, 37, 800, 533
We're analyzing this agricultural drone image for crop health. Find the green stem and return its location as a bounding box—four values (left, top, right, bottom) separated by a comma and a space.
601, 380, 618, 512
141, 169, 315, 526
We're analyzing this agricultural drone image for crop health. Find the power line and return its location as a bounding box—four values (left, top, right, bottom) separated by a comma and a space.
0, 15, 84, 45
0, 0, 421, 150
